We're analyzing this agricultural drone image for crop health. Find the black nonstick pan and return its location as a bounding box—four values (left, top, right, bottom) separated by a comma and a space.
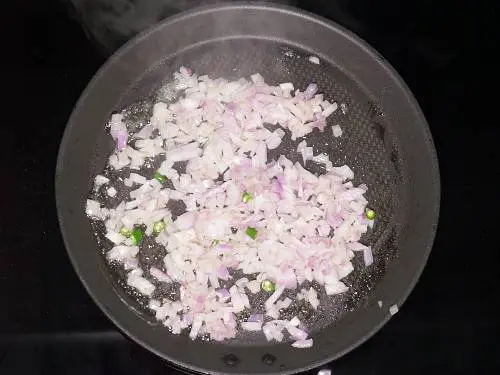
55, 3, 440, 374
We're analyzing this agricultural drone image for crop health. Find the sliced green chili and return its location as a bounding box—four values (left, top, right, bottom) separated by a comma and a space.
365, 208, 376, 220
245, 227, 258, 240
261, 280, 276, 293
119, 227, 132, 237
153, 171, 167, 184
131, 227, 144, 245
242, 191, 253, 203
152, 221, 166, 235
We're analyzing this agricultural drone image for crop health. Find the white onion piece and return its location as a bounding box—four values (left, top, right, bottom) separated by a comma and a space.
262, 324, 274, 341
150, 267, 171, 282
301, 147, 314, 164
288, 316, 301, 327
166, 145, 201, 163
189, 315, 203, 340
297, 140, 307, 153
308, 56, 320, 65
241, 322, 262, 331
363, 247, 374, 266
325, 280, 348, 295
105, 231, 125, 245
279, 82, 294, 93
107, 187, 117, 197
129, 173, 147, 185
389, 304, 399, 315
107, 245, 139, 262
135, 124, 154, 139
287, 325, 308, 340
331, 165, 354, 180
123, 257, 139, 270
94, 175, 109, 189
85, 199, 103, 219
229, 286, 245, 312
332, 125, 342, 138
322, 103, 338, 117
348, 242, 369, 252
265, 285, 285, 309
217, 288, 231, 301
175, 212, 195, 230
127, 269, 155, 296
277, 297, 292, 309
292, 338, 313, 348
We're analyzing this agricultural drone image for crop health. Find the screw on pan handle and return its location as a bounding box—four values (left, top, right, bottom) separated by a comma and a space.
221, 353, 239, 367
261, 353, 277, 365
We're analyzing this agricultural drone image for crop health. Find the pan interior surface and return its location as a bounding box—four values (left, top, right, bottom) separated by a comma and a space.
56, 4, 439, 375
92, 39, 403, 339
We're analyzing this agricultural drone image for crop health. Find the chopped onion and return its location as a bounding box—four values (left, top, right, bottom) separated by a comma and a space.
166, 143, 201, 163
308, 56, 320, 65
263, 324, 274, 341
175, 212, 195, 230
363, 247, 374, 266
106, 187, 117, 197
297, 140, 307, 153
292, 338, 313, 348
389, 304, 399, 315
241, 322, 263, 331
150, 267, 171, 282
88, 67, 375, 346
325, 280, 348, 295
109, 113, 128, 151
128, 173, 147, 185
301, 147, 314, 164
94, 175, 109, 189
265, 285, 285, 309
189, 315, 203, 340
288, 316, 300, 327
105, 231, 125, 245
322, 103, 338, 117
127, 269, 155, 296
332, 125, 342, 138
217, 288, 231, 301
248, 314, 264, 323
107, 245, 139, 262
304, 83, 318, 100
287, 325, 308, 340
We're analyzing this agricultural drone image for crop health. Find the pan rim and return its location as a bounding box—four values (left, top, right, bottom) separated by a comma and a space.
56, 2, 440, 374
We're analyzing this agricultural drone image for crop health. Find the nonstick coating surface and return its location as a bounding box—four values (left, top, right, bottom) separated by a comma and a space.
56, 3, 439, 374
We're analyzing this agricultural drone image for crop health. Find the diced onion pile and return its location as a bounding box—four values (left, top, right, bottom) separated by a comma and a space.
86, 67, 374, 348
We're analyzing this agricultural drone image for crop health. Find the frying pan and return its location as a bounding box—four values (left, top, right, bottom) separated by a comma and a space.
56, 3, 440, 374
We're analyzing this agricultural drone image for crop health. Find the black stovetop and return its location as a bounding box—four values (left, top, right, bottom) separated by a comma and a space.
1, 0, 498, 374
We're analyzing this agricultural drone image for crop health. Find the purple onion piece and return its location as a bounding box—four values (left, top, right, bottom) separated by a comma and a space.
304, 83, 318, 100
217, 265, 230, 280
248, 313, 264, 323
116, 132, 127, 151
217, 288, 231, 299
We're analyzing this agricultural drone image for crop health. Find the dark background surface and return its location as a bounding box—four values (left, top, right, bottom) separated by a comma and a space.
0, 0, 498, 374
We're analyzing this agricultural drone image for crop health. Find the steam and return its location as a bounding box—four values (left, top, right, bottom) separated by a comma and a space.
67, 0, 297, 53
